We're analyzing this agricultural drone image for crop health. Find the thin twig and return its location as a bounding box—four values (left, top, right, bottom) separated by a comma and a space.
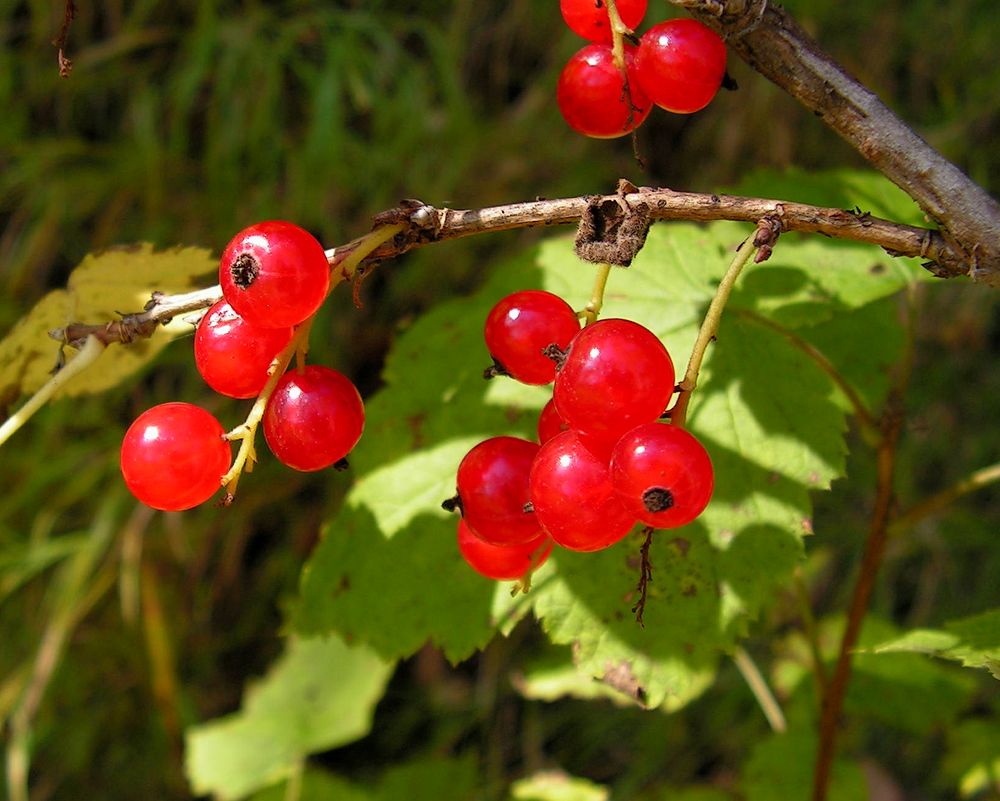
732, 645, 787, 733
668, 0, 1000, 286
48, 188, 963, 349
811, 290, 914, 801
889, 461, 1000, 537
52, 0, 77, 77
0, 335, 105, 447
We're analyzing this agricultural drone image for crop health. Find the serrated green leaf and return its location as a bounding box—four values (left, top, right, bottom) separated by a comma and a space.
185, 635, 394, 801
869, 608, 1000, 679
509, 771, 609, 801
296, 169, 920, 708
0, 244, 214, 403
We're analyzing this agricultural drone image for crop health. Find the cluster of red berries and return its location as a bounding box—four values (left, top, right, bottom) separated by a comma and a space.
120, 221, 365, 511
557, 0, 727, 138
448, 289, 714, 582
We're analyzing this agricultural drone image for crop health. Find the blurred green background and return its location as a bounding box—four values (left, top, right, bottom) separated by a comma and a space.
1, 1, 999, 799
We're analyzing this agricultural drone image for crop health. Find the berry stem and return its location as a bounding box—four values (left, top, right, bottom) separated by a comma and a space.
670, 234, 757, 428
329, 222, 405, 282
603, 0, 630, 71
0, 334, 105, 448
580, 262, 612, 325
220, 319, 314, 500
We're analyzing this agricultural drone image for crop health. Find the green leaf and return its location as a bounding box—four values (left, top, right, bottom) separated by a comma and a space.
295, 170, 921, 707
185, 635, 394, 800
0, 245, 214, 403
869, 608, 1000, 679
742, 727, 867, 801
250, 770, 370, 801
509, 771, 609, 801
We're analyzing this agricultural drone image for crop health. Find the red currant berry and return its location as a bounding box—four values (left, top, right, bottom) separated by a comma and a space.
455, 436, 542, 545
560, 0, 648, 44
528, 429, 636, 552
610, 423, 714, 527
120, 402, 231, 511
263, 365, 365, 472
557, 44, 651, 139
484, 290, 580, 385
633, 18, 727, 114
194, 300, 294, 399
219, 220, 331, 328
537, 398, 569, 444
553, 318, 675, 455
457, 519, 552, 581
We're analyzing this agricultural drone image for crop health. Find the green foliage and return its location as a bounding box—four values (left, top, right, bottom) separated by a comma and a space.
185, 635, 394, 799
3, 1, 1000, 797
295, 170, 927, 713
870, 608, 1000, 678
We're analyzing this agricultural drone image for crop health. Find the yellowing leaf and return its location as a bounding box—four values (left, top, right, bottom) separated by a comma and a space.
0, 244, 215, 402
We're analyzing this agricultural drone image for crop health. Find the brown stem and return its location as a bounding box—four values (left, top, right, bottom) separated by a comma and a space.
668, 0, 1000, 287
812, 291, 914, 801
49, 189, 958, 348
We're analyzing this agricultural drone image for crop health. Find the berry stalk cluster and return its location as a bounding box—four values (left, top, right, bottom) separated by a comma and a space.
446, 288, 714, 584
556, 0, 728, 139
120, 221, 367, 511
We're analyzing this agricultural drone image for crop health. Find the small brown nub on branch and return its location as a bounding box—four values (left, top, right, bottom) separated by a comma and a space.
442, 494, 463, 514
642, 487, 674, 513
231, 253, 260, 289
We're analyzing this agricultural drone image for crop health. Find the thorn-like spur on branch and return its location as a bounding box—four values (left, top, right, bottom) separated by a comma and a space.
667, 0, 1000, 287
49, 185, 968, 349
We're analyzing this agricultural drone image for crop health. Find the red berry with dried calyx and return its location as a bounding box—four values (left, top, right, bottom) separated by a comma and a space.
120, 402, 231, 511
484, 290, 580, 385
457, 518, 552, 581
194, 300, 294, 399
263, 365, 365, 472
560, 0, 648, 44
557, 44, 651, 139
610, 422, 714, 528
219, 220, 330, 328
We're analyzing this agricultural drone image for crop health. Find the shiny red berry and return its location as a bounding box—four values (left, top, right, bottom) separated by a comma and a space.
263, 365, 365, 471
528, 429, 636, 552
194, 300, 294, 399
610, 422, 714, 528
560, 0, 648, 44
120, 403, 231, 511
633, 18, 727, 114
219, 220, 330, 328
484, 290, 580, 385
557, 44, 651, 139
537, 398, 569, 444
455, 436, 542, 545
553, 318, 675, 456
457, 519, 552, 581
